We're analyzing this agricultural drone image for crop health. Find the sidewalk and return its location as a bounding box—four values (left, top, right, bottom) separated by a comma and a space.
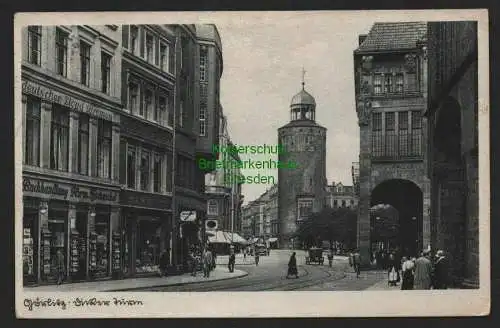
24, 267, 248, 292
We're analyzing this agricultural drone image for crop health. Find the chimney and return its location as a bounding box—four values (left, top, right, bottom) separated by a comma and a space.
358, 34, 367, 46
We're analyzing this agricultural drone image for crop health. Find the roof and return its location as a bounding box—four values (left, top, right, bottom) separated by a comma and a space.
279, 119, 325, 129
355, 22, 427, 53
291, 88, 316, 107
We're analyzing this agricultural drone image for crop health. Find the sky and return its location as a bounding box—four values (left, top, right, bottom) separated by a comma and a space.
216, 14, 376, 204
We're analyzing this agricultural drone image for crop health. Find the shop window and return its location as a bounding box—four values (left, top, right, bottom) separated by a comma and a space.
153, 152, 162, 193
27, 26, 41, 65
23, 204, 38, 285
127, 145, 136, 188
80, 41, 91, 87
140, 150, 151, 191
101, 52, 111, 94
24, 96, 41, 166
50, 105, 69, 171
97, 119, 112, 179
70, 208, 88, 281
55, 28, 68, 77
93, 212, 110, 278
77, 114, 89, 175
136, 220, 161, 273
46, 202, 68, 283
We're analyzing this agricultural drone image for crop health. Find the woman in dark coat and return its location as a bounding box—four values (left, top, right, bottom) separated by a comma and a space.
286, 252, 298, 279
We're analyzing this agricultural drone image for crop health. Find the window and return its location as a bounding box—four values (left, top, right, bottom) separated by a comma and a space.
410, 111, 422, 156
384, 74, 393, 93
200, 47, 208, 81
159, 42, 169, 72
398, 111, 409, 157
55, 28, 69, 77
153, 153, 162, 193
395, 73, 404, 93
101, 52, 111, 94
24, 96, 40, 166
128, 81, 140, 114
144, 89, 154, 121
373, 74, 383, 95
385, 112, 396, 157
297, 199, 313, 220
50, 105, 69, 171
140, 150, 150, 191
130, 26, 139, 55
207, 200, 218, 215
145, 33, 155, 63
371, 112, 383, 157
27, 26, 41, 65
77, 114, 89, 175
178, 100, 184, 128
200, 83, 208, 99
158, 95, 166, 125
127, 146, 136, 188
97, 119, 112, 179
80, 42, 91, 86
199, 102, 207, 136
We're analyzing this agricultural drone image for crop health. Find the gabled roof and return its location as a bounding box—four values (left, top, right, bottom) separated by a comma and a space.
355, 22, 427, 54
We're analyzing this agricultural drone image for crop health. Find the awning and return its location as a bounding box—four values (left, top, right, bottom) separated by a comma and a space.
208, 231, 230, 244
223, 232, 247, 244
268, 237, 278, 243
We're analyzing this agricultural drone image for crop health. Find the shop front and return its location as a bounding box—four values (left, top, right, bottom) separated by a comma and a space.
120, 190, 172, 277
22, 175, 120, 286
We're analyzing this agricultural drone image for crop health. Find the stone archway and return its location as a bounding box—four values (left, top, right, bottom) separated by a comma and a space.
370, 179, 423, 258
432, 96, 466, 285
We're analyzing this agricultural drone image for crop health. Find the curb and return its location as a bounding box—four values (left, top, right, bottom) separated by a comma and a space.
104, 270, 249, 292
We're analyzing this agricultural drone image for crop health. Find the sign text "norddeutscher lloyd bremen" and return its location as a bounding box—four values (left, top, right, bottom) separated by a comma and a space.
22, 81, 113, 121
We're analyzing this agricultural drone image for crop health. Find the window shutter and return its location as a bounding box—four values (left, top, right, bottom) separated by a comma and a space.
119, 139, 127, 185
139, 27, 145, 58
122, 25, 129, 49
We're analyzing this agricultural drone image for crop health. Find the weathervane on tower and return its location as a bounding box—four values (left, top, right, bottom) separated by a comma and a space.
301, 67, 306, 89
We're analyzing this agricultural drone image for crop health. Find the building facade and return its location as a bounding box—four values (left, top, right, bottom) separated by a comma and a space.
22, 25, 123, 285
354, 22, 431, 264
21, 24, 223, 285
426, 21, 479, 287
326, 182, 358, 209
240, 184, 278, 246
278, 80, 327, 249
205, 113, 244, 236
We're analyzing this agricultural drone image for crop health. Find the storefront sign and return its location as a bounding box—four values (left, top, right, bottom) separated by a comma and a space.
121, 190, 172, 210
23, 178, 118, 203
22, 80, 113, 121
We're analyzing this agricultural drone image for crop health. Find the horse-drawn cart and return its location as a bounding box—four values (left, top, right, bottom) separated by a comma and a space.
305, 247, 324, 265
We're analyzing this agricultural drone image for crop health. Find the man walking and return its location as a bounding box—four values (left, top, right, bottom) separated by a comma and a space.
433, 250, 449, 289
352, 249, 361, 278
228, 249, 236, 273
414, 249, 433, 289
203, 248, 213, 278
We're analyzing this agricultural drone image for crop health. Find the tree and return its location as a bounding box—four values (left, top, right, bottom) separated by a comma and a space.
294, 207, 357, 249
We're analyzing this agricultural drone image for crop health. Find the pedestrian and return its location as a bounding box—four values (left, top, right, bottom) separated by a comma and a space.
228, 250, 235, 273
327, 248, 334, 267
243, 248, 247, 260
414, 249, 433, 289
433, 250, 449, 289
190, 250, 198, 277
55, 249, 65, 285
255, 252, 260, 266
387, 253, 399, 286
352, 249, 361, 278
202, 248, 213, 278
286, 252, 299, 279
159, 250, 169, 277
400, 256, 415, 290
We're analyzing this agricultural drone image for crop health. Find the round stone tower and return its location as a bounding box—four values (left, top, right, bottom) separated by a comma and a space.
278, 78, 327, 249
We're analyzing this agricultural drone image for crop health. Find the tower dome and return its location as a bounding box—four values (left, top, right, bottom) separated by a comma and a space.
290, 68, 316, 121
291, 89, 316, 107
